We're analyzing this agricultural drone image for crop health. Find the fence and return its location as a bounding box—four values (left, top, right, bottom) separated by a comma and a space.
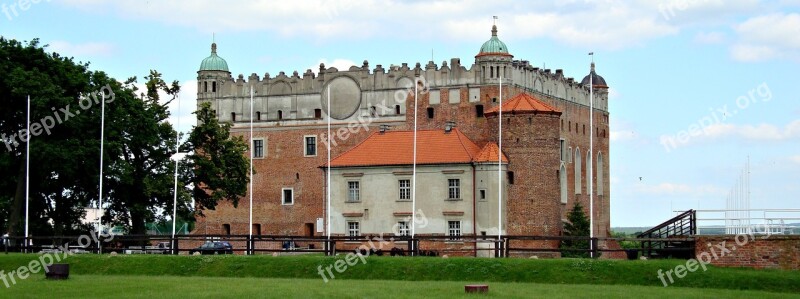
1, 234, 695, 259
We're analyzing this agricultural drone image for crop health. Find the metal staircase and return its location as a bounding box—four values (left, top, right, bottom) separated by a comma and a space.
637, 210, 696, 259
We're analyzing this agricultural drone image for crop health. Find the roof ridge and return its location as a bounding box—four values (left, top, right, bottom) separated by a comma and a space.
453, 128, 477, 160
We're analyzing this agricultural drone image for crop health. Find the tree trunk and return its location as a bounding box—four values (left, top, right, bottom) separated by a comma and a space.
6, 155, 25, 239
130, 209, 147, 236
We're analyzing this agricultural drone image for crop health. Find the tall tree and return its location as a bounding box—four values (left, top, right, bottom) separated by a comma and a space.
101, 71, 182, 235
560, 202, 591, 258
183, 102, 250, 214
0, 38, 110, 238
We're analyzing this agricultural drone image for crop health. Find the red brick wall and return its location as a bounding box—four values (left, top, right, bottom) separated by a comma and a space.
192, 83, 611, 244
694, 235, 800, 269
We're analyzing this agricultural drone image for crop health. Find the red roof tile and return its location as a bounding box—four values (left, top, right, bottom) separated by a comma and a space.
327, 128, 487, 167
473, 142, 509, 163
484, 93, 561, 116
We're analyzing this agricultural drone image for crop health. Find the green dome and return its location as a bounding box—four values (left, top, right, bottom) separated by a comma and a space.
200, 43, 229, 72
478, 25, 509, 55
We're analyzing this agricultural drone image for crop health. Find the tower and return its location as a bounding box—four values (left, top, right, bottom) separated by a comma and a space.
475, 24, 513, 84
197, 42, 232, 104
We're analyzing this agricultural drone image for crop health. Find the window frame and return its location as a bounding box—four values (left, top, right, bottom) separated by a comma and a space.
478, 188, 487, 201
447, 178, 461, 200
304, 135, 317, 157
252, 138, 265, 159
281, 188, 294, 205
347, 181, 360, 203
448, 220, 461, 241
398, 179, 411, 201
396, 221, 410, 237
347, 221, 360, 239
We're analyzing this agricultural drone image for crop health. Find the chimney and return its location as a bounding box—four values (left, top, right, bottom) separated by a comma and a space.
445, 121, 456, 133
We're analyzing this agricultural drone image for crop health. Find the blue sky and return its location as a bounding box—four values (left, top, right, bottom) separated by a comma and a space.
2, 0, 798, 227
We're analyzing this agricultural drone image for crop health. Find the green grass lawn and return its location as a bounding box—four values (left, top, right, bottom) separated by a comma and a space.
0, 253, 798, 297
3, 275, 799, 299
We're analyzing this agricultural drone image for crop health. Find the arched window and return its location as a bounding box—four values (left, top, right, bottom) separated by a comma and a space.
256, 111, 261, 121
277, 110, 283, 120
231, 112, 236, 122
212, 81, 217, 92
204, 81, 208, 92
574, 148, 582, 194
597, 152, 604, 196
560, 164, 568, 204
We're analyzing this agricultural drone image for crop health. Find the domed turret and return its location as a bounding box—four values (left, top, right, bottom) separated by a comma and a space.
200, 43, 229, 72
581, 62, 607, 88
477, 25, 511, 56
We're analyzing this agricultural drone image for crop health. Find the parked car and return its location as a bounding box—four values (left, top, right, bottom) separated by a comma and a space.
189, 241, 233, 255
152, 242, 171, 254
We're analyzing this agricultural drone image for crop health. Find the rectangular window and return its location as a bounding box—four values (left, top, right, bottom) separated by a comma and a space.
448, 221, 461, 240
427, 107, 434, 119
282, 188, 294, 205
253, 139, 264, 158
507, 171, 515, 185
560, 139, 565, 161
348, 181, 360, 202
479, 189, 487, 201
314, 109, 322, 119
398, 179, 411, 200
476, 104, 484, 117
397, 221, 409, 236
304, 136, 317, 157
448, 179, 460, 199
347, 221, 360, 239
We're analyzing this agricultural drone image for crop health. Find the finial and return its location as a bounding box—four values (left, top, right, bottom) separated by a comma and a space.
211, 42, 217, 54
492, 16, 498, 36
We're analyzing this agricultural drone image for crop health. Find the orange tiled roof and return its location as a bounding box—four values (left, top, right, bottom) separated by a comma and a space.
327, 128, 505, 167
484, 93, 561, 116
473, 142, 509, 163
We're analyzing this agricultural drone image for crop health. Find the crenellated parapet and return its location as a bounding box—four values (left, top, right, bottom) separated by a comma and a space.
196, 24, 609, 126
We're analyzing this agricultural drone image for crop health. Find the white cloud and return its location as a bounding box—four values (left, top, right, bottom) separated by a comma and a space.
55, 0, 691, 50
694, 31, 725, 44
48, 41, 114, 57
700, 120, 800, 141
791, 155, 800, 165
731, 13, 800, 61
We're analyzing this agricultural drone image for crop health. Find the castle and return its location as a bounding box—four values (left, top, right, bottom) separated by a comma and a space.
192, 24, 611, 251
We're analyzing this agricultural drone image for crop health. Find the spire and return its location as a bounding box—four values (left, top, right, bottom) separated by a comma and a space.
492, 16, 498, 36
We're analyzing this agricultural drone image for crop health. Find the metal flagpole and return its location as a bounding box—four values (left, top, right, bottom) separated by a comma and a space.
326, 86, 331, 242
24, 95, 30, 253
498, 75, 503, 243
412, 77, 418, 255
97, 90, 106, 253
588, 52, 594, 258
248, 86, 254, 254
171, 94, 181, 253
